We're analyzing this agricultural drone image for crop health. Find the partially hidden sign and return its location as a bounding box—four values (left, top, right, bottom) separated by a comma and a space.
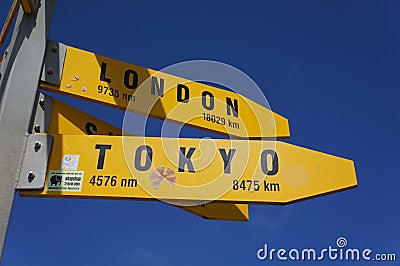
44, 100, 249, 221
48, 100, 121, 136
20, 134, 357, 204
39, 45, 290, 138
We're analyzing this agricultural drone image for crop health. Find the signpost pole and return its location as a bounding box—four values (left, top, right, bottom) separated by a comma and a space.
0, 0, 55, 261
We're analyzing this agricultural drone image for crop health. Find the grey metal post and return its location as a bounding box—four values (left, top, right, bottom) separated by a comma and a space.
0, 0, 55, 261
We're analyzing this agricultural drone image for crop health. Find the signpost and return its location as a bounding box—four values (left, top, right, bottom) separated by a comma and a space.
39, 44, 290, 139
48, 100, 122, 136
46, 99, 249, 221
20, 135, 357, 204
0, 0, 358, 263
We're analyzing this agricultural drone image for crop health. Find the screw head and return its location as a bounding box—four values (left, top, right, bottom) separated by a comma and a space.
34, 124, 41, 133
34, 141, 41, 150
51, 46, 58, 52
28, 171, 35, 181
47, 68, 53, 75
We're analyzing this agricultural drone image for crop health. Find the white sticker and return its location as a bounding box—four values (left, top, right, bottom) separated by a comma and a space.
61, 154, 80, 170
47, 170, 84, 192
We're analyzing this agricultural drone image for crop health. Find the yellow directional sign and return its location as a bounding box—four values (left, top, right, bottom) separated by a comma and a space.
20, 135, 357, 203
48, 100, 121, 135
181, 203, 248, 221
46, 100, 248, 221
39, 45, 290, 138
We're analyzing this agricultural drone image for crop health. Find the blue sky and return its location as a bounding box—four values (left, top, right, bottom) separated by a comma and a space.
1, 1, 399, 265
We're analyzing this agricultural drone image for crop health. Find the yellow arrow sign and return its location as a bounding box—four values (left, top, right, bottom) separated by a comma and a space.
179, 202, 248, 221
48, 100, 122, 135
20, 135, 357, 204
45, 100, 248, 221
39, 45, 290, 138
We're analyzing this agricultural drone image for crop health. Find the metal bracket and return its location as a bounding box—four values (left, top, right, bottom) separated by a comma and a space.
31, 92, 54, 133
40, 40, 66, 86
16, 134, 53, 190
